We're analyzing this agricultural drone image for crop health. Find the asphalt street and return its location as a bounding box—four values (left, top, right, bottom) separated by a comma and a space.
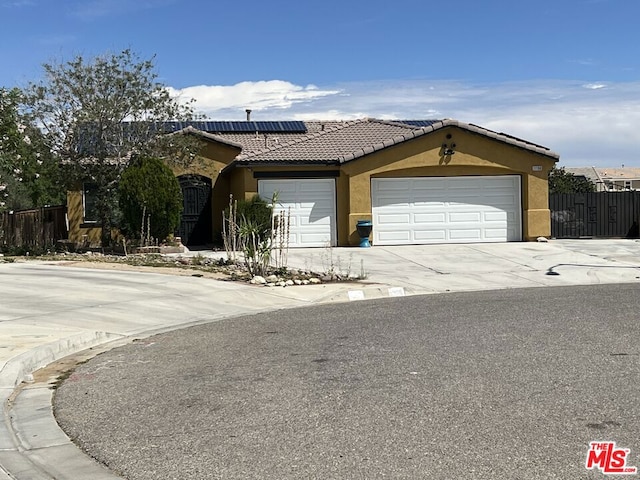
54, 283, 640, 480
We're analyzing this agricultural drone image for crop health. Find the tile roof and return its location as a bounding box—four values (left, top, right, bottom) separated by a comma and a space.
234, 119, 420, 163
225, 119, 560, 166
595, 167, 640, 180
565, 167, 640, 184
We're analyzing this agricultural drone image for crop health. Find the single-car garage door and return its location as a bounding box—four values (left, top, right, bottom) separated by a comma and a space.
258, 179, 336, 247
372, 176, 521, 245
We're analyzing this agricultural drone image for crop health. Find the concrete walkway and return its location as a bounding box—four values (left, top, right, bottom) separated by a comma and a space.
1, 239, 640, 479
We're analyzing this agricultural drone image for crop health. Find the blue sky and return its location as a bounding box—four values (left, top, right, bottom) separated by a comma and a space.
1, 0, 639, 166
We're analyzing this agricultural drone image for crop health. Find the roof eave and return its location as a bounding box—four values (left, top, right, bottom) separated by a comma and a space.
172, 126, 243, 150
222, 158, 340, 173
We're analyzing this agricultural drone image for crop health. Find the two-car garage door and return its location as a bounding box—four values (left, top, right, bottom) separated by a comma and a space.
372, 176, 522, 246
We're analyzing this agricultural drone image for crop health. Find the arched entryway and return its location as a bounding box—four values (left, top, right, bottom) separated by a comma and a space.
176, 174, 212, 246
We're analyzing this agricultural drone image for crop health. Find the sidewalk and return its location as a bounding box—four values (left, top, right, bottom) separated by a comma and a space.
2, 239, 640, 479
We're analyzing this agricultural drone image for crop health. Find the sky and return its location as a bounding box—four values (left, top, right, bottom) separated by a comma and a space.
1, 0, 639, 167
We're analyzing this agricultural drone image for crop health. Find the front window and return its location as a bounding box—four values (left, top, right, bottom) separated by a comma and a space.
83, 183, 99, 223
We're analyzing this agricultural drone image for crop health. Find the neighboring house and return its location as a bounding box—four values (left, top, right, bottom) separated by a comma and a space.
565, 167, 640, 192
67, 118, 559, 247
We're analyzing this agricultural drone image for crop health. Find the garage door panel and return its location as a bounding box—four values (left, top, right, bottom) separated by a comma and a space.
485, 229, 508, 239
483, 194, 518, 204
414, 230, 447, 241
488, 177, 517, 187
375, 179, 412, 191
300, 182, 333, 193
484, 211, 508, 222
373, 198, 411, 208
269, 182, 297, 194
449, 229, 482, 240
303, 198, 334, 209
377, 213, 411, 225
378, 231, 412, 242
449, 212, 482, 223
372, 176, 521, 245
300, 216, 332, 226
414, 200, 446, 207
412, 180, 446, 191
414, 213, 447, 224
259, 179, 336, 247
299, 232, 332, 244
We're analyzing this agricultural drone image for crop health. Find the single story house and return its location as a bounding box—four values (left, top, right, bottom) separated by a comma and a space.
565, 166, 640, 192
67, 118, 559, 247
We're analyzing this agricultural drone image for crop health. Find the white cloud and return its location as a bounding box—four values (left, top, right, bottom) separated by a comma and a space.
168, 80, 341, 117
173, 78, 640, 168
583, 83, 607, 90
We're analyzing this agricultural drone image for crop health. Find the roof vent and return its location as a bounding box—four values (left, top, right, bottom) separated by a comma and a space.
245, 109, 252, 122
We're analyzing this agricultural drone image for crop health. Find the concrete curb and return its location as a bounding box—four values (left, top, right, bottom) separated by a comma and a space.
1, 332, 125, 479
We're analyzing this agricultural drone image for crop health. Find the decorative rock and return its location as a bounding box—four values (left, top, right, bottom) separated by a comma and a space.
251, 275, 267, 284
537, 236, 549, 243
265, 274, 279, 283
302, 280, 310, 285
266, 282, 276, 287
294, 279, 302, 285
276, 281, 286, 287
309, 278, 322, 284
285, 279, 295, 286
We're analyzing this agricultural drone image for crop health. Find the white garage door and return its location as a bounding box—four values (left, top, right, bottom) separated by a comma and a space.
372, 176, 521, 246
258, 179, 336, 247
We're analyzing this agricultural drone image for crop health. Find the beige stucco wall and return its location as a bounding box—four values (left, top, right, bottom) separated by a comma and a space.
66, 188, 102, 246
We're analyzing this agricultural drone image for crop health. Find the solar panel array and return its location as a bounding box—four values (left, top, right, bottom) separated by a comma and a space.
164, 121, 307, 133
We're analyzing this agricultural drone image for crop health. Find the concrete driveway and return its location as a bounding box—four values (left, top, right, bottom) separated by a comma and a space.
2, 238, 640, 479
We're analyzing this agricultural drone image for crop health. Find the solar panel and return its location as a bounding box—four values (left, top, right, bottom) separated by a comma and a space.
398, 120, 440, 127
160, 121, 307, 133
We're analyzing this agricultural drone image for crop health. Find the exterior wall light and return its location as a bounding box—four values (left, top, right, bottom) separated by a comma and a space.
442, 143, 456, 155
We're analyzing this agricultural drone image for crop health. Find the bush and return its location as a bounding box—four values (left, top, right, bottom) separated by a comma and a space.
118, 156, 182, 243
223, 194, 275, 276
236, 195, 273, 238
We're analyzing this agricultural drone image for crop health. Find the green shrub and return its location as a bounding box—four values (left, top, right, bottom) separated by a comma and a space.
230, 195, 273, 239
118, 156, 182, 243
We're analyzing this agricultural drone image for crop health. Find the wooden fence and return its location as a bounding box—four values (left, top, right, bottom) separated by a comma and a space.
0, 205, 68, 250
550, 192, 640, 239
